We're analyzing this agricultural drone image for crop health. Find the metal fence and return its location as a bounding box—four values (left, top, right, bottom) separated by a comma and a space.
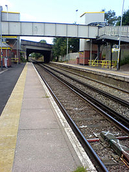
11, 57, 19, 63
88, 60, 117, 69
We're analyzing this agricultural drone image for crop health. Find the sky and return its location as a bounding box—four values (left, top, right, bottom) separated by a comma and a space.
0, 0, 129, 44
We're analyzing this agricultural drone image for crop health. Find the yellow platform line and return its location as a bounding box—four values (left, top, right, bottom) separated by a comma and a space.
0, 64, 27, 172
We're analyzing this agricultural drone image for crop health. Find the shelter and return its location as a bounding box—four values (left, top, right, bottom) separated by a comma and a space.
0, 42, 11, 67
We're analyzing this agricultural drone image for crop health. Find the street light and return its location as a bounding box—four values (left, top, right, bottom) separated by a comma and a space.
5, 5, 8, 67
5, 5, 8, 21
117, 0, 125, 70
0, 6, 3, 71
75, 9, 78, 24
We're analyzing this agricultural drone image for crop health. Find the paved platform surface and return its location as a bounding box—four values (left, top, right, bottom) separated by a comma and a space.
0, 64, 25, 115
0, 63, 96, 172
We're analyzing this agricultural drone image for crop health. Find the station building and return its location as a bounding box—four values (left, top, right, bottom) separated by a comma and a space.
79, 12, 105, 65
0, 42, 11, 67
0, 6, 20, 67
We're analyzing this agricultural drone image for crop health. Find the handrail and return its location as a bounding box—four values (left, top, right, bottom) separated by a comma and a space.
99, 26, 129, 37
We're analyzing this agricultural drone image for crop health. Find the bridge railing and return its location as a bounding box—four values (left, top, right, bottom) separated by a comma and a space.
99, 26, 129, 37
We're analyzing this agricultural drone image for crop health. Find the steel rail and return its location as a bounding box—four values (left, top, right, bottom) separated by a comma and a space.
44, 64, 129, 107
41, 64, 129, 131
34, 64, 109, 172
48, 63, 129, 94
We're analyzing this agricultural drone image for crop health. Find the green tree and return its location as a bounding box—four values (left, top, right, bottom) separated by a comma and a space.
122, 9, 129, 25
52, 37, 79, 61
69, 38, 79, 53
52, 38, 65, 61
116, 9, 129, 26
39, 39, 47, 43
31, 52, 42, 60
104, 10, 118, 26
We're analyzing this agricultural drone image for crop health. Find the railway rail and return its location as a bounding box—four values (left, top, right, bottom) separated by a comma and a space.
48, 63, 129, 94
34, 62, 129, 172
42, 64, 129, 127
44, 64, 129, 104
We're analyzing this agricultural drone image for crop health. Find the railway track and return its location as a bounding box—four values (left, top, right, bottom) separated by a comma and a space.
45, 63, 129, 102
34, 63, 129, 172
43, 64, 129, 126
49, 62, 129, 94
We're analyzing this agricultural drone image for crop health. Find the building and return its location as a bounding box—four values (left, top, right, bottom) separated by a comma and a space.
0, 6, 20, 67
0, 42, 11, 67
79, 12, 105, 65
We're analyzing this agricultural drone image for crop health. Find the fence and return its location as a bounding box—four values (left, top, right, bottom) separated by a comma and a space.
11, 57, 19, 63
88, 60, 117, 68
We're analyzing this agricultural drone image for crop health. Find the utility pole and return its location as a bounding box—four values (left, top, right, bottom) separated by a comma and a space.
66, 38, 68, 61
117, 0, 125, 70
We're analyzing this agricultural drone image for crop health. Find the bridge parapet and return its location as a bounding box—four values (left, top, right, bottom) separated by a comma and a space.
99, 26, 129, 37
21, 40, 52, 49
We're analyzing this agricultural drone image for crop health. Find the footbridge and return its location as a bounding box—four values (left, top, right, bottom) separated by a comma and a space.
2, 21, 129, 43
2, 21, 98, 39
98, 26, 129, 43
21, 40, 52, 62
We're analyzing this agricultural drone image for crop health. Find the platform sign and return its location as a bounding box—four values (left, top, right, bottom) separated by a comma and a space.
112, 48, 120, 53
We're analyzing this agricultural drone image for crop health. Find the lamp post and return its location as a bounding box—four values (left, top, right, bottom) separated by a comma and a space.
66, 38, 69, 61
5, 5, 8, 21
5, 5, 8, 67
75, 9, 78, 24
0, 6, 3, 71
117, 0, 125, 70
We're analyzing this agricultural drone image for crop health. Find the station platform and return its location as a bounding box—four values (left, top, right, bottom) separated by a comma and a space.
51, 62, 129, 91
0, 63, 96, 172
52, 62, 129, 78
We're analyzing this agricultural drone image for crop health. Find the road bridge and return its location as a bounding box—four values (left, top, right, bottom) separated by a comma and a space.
21, 40, 52, 62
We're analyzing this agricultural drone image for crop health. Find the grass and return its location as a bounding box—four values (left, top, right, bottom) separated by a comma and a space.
42, 94, 49, 98
73, 166, 87, 172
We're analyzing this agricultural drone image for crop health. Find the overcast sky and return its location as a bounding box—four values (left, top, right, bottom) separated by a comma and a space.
0, 0, 129, 43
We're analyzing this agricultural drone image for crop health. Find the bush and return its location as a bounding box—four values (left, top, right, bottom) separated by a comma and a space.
20, 56, 27, 62
120, 55, 129, 66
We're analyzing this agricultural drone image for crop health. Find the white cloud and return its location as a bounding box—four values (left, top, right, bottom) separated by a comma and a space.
21, 13, 38, 21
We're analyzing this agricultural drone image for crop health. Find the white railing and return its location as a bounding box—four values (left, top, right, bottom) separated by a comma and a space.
99, 26, 129, 37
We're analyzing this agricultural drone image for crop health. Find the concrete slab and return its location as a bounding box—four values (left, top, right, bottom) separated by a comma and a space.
22, 98, 50, 109
19, 109, 59, 129
0, 62, 97, 172
23, 89, 46, 98
12, 63, 83, 172
13, 129, 79, 172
